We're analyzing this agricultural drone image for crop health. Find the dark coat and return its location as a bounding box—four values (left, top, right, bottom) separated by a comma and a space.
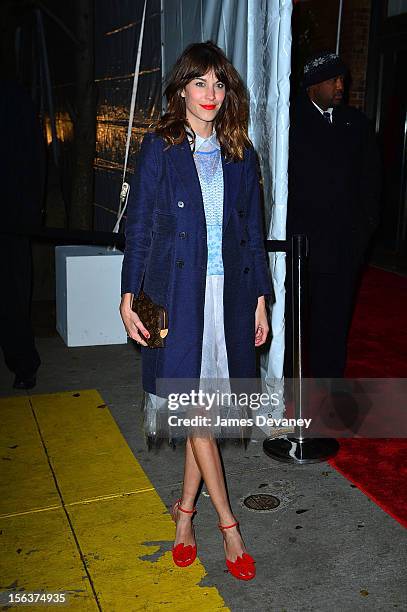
0, 80, 45, 232
287, 93, 381, 272
121, 133, 272, 394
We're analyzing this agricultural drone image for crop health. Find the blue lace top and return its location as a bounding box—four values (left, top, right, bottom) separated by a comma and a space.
191, 130, 224, 275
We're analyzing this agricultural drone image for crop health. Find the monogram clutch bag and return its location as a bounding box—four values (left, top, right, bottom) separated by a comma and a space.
131, 291, 168, 348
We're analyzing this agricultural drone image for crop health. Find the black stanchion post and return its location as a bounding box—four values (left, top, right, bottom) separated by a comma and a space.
263, 234, 339, 463
292, 234, 306, 442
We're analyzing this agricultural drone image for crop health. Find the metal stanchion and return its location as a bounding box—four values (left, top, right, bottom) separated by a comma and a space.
263, 235, 339, 464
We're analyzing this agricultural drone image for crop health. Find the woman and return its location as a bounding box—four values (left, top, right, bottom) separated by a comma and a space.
120, 41, 272, 581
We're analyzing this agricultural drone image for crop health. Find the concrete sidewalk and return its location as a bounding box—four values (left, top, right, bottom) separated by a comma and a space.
1, 336, 406, 612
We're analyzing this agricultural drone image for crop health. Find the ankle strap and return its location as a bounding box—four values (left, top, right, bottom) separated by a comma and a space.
218, 520, 239, 531
176, 499, 197, 514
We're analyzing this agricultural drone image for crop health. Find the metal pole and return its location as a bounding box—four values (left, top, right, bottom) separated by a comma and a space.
292, 234, 306, 442
336, 0, 344, 55
263, 235, 339, 464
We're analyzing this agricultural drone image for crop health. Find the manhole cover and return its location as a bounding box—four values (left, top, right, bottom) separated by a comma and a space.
243, 494, 280, 511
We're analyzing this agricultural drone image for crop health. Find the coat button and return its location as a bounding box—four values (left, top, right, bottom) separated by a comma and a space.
177, 201, 185, 208
240, 239, 246, 246
238, 210, 245, 217
176, 259, 184, 268
243, 267, 250, 274
179, 231, 187, 239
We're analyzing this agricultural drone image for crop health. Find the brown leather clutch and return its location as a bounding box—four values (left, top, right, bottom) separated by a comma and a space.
131, 291, 168, 348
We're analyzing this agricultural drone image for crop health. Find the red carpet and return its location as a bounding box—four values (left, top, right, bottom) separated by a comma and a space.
328, 266, 407, 529
345, 266, 407, 377
328, 438, 407, 528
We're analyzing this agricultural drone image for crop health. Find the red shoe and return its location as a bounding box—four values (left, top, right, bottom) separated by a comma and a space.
171, 499, 197, 567
218, 521, 256, 581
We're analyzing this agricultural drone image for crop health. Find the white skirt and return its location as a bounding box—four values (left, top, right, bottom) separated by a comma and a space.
143, 275, 251, 444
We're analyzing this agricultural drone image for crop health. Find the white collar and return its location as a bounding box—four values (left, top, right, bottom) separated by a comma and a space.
185, 126, 220, 152
195, 130, 220, 152
311, 100, 333, 117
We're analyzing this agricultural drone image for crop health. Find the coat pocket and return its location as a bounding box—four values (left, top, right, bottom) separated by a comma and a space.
144, 233, 175, 304
152, 211, 177, 235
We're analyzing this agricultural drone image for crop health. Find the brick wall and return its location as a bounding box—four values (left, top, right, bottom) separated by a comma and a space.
339, 0, 373, 110
291, 0, 340, 94
292, 0, 373, 110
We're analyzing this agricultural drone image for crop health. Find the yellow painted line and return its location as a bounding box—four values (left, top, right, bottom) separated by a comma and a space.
0, 396, 60, 517
0, 489, 157, 520
1, 390, 229, 611
0, 395, 99, 610
0, 509, 98, 611
30, 390, 153, 505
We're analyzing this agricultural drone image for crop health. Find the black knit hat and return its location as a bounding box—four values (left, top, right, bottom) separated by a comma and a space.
303, 52, 348, 87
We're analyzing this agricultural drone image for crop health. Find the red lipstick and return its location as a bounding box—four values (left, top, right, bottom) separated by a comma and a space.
200, 104, 216, 110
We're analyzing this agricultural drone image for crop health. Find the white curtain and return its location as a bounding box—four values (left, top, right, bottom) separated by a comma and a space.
162, 0, 292, 407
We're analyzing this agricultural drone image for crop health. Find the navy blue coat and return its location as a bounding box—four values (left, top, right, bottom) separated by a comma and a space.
121, 133, 272, 394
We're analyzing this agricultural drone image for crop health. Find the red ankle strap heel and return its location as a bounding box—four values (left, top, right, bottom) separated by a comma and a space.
174, 499, 196, 515
218, 520, 239, 531
171, 499, 197, 568
218, 521, 256, 581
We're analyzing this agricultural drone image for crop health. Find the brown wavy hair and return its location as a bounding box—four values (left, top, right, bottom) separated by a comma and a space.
154, 41, 251, 161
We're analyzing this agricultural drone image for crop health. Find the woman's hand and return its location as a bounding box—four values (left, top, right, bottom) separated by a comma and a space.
255, 296, 269, 347
120, 293, 150, 346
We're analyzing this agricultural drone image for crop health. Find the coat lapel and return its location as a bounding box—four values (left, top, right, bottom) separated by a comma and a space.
167, 140, 205, 220
168, 139, 243, 233
222, 154, 243, 235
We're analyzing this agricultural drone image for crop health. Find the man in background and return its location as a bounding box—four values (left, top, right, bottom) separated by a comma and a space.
0, 80, 45, 389
286, 52, 381, 379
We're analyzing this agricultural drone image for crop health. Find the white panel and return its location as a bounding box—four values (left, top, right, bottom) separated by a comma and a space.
55, 246, 127, 347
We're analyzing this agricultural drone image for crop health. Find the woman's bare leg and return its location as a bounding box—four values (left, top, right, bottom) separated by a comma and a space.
189, 437, 247, 562
173, 438, 201, 547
